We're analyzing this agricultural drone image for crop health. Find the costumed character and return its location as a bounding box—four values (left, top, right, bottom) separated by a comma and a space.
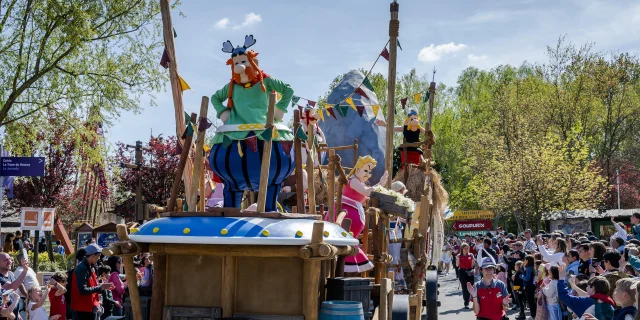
326, 156, 388, 273
375, 108, 426, 167
295, 106, 327, 167
209, 35, 294, 212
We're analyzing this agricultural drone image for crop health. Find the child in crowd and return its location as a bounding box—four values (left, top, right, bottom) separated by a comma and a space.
98, 266, 120, 319
0, 290, 19, 320
48, 272, 67, 320
27, 285, 60, 320
541, 266, 562, 320
558, 265, 615, 320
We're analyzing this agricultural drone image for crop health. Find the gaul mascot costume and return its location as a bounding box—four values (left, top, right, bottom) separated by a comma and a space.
375, 108, 425, 167
326, 156, 388, 273
209, 35, 294, 212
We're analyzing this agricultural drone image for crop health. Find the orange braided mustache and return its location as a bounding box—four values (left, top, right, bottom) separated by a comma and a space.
225, 50, 266, 109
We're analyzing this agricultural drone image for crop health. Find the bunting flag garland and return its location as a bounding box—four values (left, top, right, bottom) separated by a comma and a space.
181, 123, 194, 139
381, 47, 390, 61
354, 87, 369, 99
223, 134, 233, 148
245, 136, 258, 152
336, 105, 349, 117
413, 93, 421, 104
423, 91, 430, 102
184, 111, 190, 126
237, 141, 244, 157
397, 39, 402, 50
317, 109, 325, 122
272, 126, 280, 139
401, 97, 408, 109
160, 49, 170, 69
372, 105, 380, 117
178, 76, 192, 92
362, 77, 375, 92
345, 97, 357, 111
259, 127, 273, 141
308, 100, 316, 107
281, 140, 293, 155
356, 106, 365, 117
198, 117, 212, 132
295, 126, 308, 141
291, 95, 301, 106
326, 107, 338, 120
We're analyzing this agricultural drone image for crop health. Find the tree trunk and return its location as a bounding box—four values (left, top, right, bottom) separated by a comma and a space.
45, 231, 54, 262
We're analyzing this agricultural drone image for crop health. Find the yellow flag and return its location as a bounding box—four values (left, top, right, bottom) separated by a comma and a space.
345, 96, 357, 111
276, 92, 282, 101
179, 76, 192, 92
237, 141, 244, 157
413, 93, 421, 104
372, 105, 380, 116
317, 109, 325, 122
325, 104, 334, 109
272, 127, 280, 139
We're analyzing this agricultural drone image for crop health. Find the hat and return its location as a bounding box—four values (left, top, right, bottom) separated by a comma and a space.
84, 243, 102, 255
588, 236, 598, 241
480, 257, 496, 269
525, 229, 532, 234
391, 181, 407, 194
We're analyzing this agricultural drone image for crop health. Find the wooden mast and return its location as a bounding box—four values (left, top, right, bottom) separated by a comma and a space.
256, 92, 277, 212
159, 0, 194, 198
385, 0, 400, 189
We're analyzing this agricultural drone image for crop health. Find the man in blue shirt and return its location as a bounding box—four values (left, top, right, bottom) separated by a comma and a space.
564, 249, 580, 276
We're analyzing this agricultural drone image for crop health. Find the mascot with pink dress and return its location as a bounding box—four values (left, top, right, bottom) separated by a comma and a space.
327, 156, 388, 273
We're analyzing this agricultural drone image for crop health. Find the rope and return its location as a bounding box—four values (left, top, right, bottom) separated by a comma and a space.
389, 20, 400, 37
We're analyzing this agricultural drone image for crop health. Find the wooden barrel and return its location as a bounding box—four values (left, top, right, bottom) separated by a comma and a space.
319, 301, 365, 320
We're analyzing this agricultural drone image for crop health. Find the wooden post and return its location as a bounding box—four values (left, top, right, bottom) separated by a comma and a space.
328, 150, 336, 222
335, 218, 352, 277
167, 113, 197, 212
380, 278, 391, 320
199, 158, 205, 211
303, 222, 324, 320
149, 252, 166, 320
353, 139, 358, 167
403, 137, 409, 181
293, 110, 306, 214
188, 97, 209, 211
385, 0, 400, 189
307, 122, 316, 215
159, 0, 194, 197
257, 92, 277, 212
428, 81, 436, 126
116, 225, 143, 320
221, 256, 237, 317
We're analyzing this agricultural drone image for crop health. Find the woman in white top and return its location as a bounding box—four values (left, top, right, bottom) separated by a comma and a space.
536, 235, 568, 268
610, 216, 628, 240
541, 266, 562, 320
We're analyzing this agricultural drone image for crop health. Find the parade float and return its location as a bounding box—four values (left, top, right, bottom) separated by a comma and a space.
103, 1, 447, 319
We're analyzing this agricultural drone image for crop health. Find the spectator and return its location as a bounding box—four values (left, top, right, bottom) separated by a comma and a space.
97, 266, 119, 319
467, 257, 510, 320
65, 248, 86, 320
0, 289, 20, 319
12, 232, 23, 252
106, 257, 125, 316
631, 212, 640, 240
519, 255, 536, 318
513, 261, 526, 320
3, 234, 14, 253
524, 229, 537, 252
26, 285, 53, 320
14, 252, 40, 319
456, 243, 475, 309
598, 250, 628, 297
0, 253, 29, 319
577, 243, 592, 276
611, 237, 625, 255
609, 278, 637, 320
71, 244, 114, 320
537, 235, 568, 267
564, 249, 580, 276
48, 272, 67, 320
558, 265, 615, 320
610, 216, 628, 241
54, 241, 65, 256
541, 266, 562, 320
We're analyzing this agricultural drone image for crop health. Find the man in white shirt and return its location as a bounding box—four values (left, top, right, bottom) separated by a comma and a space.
14, 252, 40, 319
523, 229, 537, 252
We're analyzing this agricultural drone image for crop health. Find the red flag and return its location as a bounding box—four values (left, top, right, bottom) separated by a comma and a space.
356, 106, 365, 117
355, 87, 369, 99
381, 47, 390, 61
401, 97, 408, 109
304, 109, 311, 125
327, 107, 338, 120
245, 136, 258, 153
160, 49, 170, 69
281, 141, 293, 155
308, 100, 316, 107
297, 105, 303, 115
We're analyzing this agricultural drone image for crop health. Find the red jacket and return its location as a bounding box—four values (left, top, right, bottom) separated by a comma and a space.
71, 259, 101, 312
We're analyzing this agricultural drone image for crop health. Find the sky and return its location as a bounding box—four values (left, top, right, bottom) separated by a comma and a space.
106, 0, 640, 148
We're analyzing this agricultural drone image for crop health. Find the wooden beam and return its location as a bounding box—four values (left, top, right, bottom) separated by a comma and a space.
117, 225, 143, 320
327, 150, 335, 222
167, 113, 197, 212
149, 243, 302, 257
307, 122, 316, 215
188, 96, 209, 211
257, 93, 277, 212
294, 110, 306, 213
221, 256, 236, 317
353, 138, 358, 167
149, 253, 166, 320
385, 0, 400, 189
302, 222, 324, 320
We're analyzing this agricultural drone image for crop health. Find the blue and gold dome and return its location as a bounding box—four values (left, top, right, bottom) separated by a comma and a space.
129, 217, 358, 246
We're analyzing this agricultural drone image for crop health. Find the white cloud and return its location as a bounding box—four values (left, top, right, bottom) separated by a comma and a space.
234, 13, 262, 29
214, 18, 229, 29
418, 43, 467, 62
467, 54, 489, 62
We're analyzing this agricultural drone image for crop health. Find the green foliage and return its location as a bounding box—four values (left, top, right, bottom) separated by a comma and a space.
13, 252, 71, 272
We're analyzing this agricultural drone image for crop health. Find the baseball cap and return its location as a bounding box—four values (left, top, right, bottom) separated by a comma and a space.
85, 243, 102, 255
480, 257, 496, 269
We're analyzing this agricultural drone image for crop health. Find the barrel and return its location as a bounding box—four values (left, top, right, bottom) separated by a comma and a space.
319, 301, 365, 320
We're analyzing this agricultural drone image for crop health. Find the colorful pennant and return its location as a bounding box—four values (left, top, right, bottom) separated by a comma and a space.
354, 87, 369, 99
223, 134, 233, 148
237, 141, 244, 157
345, 97, 357, 111
179, 76, 192, 92
317, 109, 325, 122
423, 91, 430, 102
381, 47, 390, 61
326, 107, 337, 120
181, 123, 194, 139
413, 93, 421, 104
397, 39, 402, 51
245, 136, 258, 152
259, 127, 273, 141
272, 126, 280, 139
160, 49, 170, 69
308, 100, 316, 107
372, 105, 380, 116
292, 95, 301, 106
362, 77, 375, 92
281, 141, 293, 155
356, 106, 365, 117
401, 97, 408, 109
295, 126, 308, 141
337, 105, 349, 117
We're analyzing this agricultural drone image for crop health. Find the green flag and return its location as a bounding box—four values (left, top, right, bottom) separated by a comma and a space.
362, 78, 375, 92
291, 95, 301, 106
336, 105, 349, 117
397, 39, 402, 50
423, 91, 430, 103
295, 126, 308, 141
258, 127, 273, 141
223, 134, 233, 148
184, 111, 190, 126
185, 123, 194, 137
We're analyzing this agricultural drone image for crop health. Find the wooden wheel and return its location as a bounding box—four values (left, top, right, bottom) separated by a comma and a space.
424, 269, 439, 320
392, 294, 410, 320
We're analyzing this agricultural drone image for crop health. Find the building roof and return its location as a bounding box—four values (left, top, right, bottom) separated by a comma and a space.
543, 208, 640, 221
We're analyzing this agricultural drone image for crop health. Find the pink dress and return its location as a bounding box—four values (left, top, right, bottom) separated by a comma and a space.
326, 177, 374, 273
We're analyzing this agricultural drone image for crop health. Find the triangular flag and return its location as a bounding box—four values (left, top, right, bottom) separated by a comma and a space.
401, 97, 408, 109
362, 77, 374, 92
308, 100, 316, 107
184, 111, 190, 126
381, 47, 390, 61
174, 140, 183, 156
372, 105, 380, 116
304, 109, 311, 125
160, 48, 170, 69
354, 87, 369, 99
397, 39, 402, 50
178, 76, 192, 92
295, 126, 308, 141
245, 136, 258, 152
173, 28, 177, 38
317, 109, 325, 122
423, 91, 430, 102
277, 92, 282, 101
413, 93, 421, 104
356, 106, 365, 117
223, 135, 233, 148
345, 97, 357, 111
181, 123, 194, 139
281, 141, 293, 155
259, 127, 273, 141
326, 107, 337, 120
237, 141, 244, 157
272, 126, 280, 139
292, 95, 301, 106
336, 105, 349, 117
297, 105, 304, 115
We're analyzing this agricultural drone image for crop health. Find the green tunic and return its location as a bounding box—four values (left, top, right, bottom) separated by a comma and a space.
210, 77, 294, 144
